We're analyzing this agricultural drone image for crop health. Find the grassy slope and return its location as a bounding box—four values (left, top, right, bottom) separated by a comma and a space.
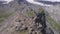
46, 13, 60, 33
38, 9, 60, 33
0, 12, 13, 23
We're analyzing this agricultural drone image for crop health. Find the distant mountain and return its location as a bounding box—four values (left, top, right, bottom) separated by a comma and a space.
35, 0, 60, 5
0, 0, 20, 15
0, 0, 14, 4
0, 1, 6, 4
0, 0, 33, 15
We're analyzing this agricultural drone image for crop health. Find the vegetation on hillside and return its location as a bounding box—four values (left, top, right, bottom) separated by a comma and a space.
46, 12, 60, 33
0, 13, 13, 23
27, 10, 35, 17
38, 8, 44, 13
38, 8, 60, 33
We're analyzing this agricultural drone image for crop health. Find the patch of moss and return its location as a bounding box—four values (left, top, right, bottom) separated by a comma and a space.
15, 18, 20, 22
38, 9, 43, 13
27, 11, 34, 17
21, 30, 28, 34
15, 29, 28, 34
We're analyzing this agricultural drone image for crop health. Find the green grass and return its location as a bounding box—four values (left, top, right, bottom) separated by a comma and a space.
38, 9, 43, 13
46, 14, 60, 33
0, 13, 12, 23
21, 30, 28, 34
15, 18, 20, 22
15, 29, 28, 34
27, 11, 34, 17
